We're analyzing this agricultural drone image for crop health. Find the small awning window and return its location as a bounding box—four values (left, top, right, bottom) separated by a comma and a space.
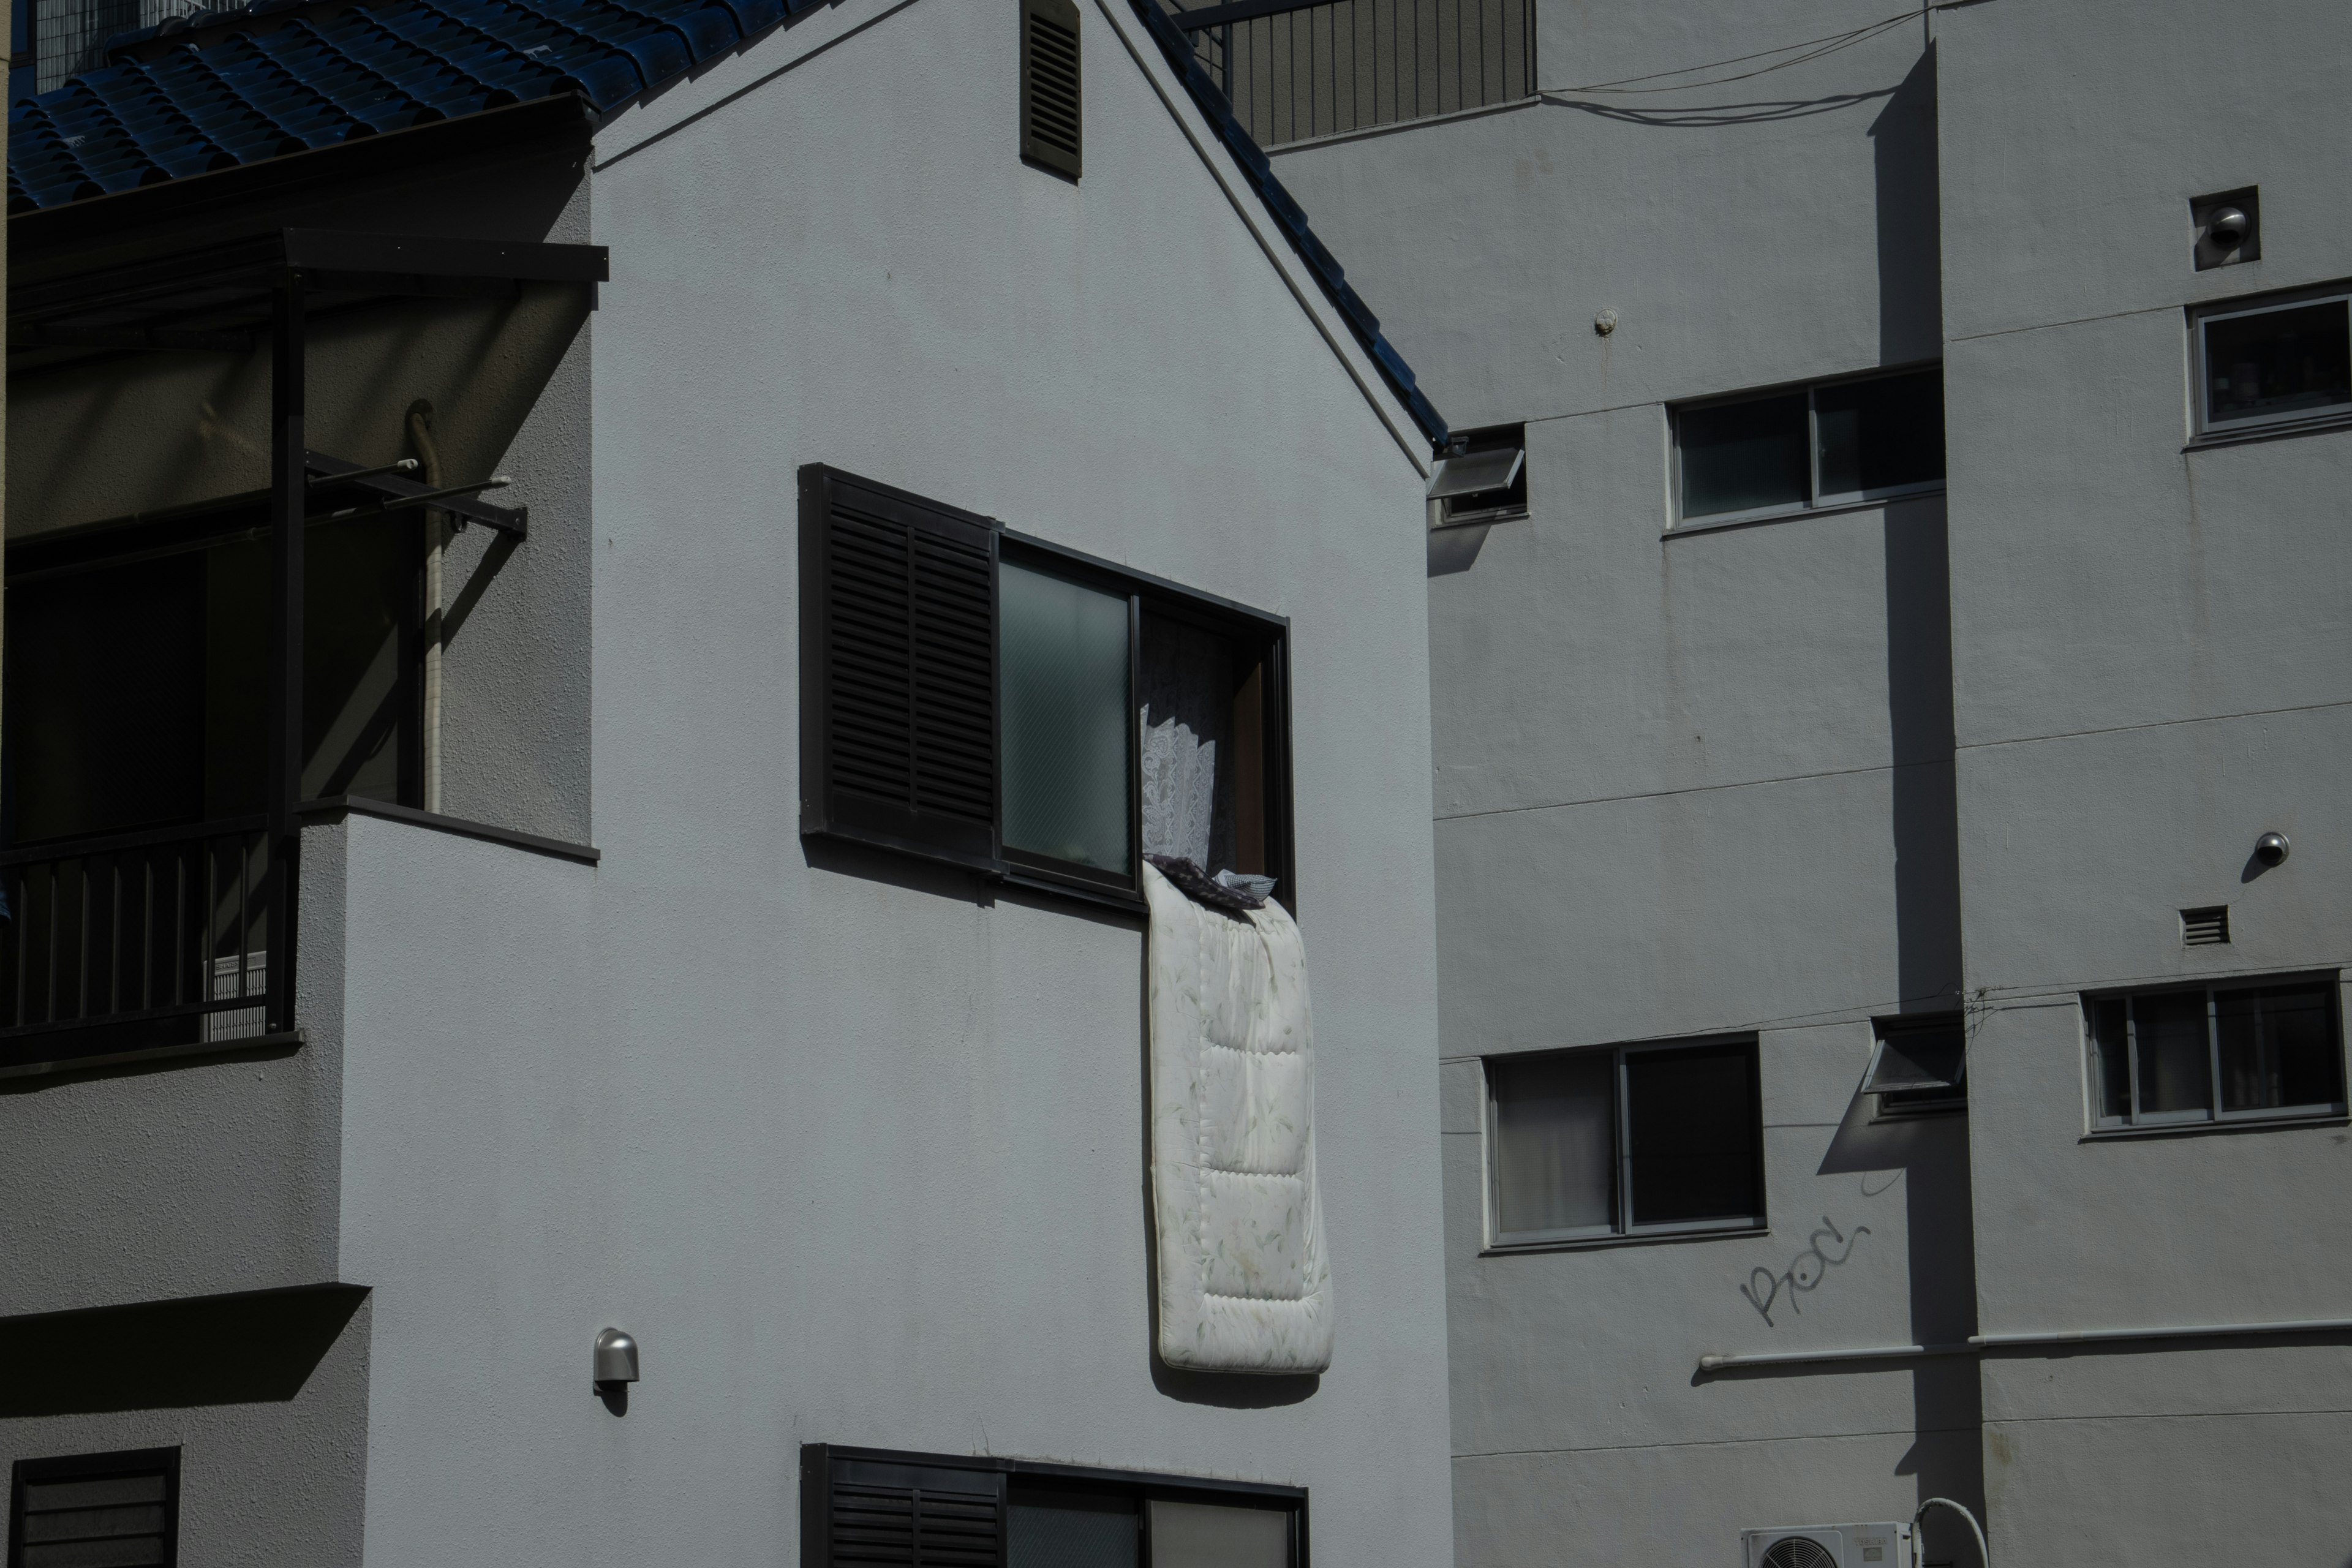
1427, 446, 1524, 500
1861, 1020, 1966, 1096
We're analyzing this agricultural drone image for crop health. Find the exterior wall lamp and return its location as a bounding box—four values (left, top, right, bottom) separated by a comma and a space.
594, 1327, 639, 1412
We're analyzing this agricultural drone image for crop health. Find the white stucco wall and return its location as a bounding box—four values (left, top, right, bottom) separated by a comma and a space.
1274, 3, 1980, 1562
1936, 0, 2352, 1559
329, 2, 1451, 1563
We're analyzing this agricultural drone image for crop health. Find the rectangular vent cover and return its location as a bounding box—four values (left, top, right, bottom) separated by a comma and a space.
10, 1449, 179, 1568
1021, 0, 1082, 178
2181, 905, 2231, 946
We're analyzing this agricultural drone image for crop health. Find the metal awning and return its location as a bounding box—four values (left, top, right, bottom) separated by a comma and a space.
8, 227, 609, 363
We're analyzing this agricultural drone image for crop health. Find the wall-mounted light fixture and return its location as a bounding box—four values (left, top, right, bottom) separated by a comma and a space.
2255, 831, 2290, 868
594, 1327, 639, 1409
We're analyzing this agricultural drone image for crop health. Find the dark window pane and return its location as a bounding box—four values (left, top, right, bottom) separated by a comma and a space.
2132, 992, 2213, 1116
5, 555, 206, 844
1000, 560, 1131, 874
1010, 1493, 1139, 1568
1624, 1042, 1760, 1227
1491, 1050, 1615, 1236
1815, 370, 1945, 499
2089, 998, 2132, 1121
2216, 983, 2342, 1112
2203, 298, 2352, 426
1679, 394, 1809, 518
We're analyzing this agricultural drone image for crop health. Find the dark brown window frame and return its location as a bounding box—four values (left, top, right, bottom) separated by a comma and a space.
801, 1444, 1308, 1568
799, 465, 1297, 916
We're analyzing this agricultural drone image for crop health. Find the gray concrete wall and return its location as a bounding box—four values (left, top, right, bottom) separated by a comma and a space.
322, 1, 1452, 1564
1934, 0, 2352, 1559
1275, 4, 1983, 1562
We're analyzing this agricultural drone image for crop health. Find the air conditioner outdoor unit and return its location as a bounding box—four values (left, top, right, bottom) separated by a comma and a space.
1743, 1522, 1918, 1568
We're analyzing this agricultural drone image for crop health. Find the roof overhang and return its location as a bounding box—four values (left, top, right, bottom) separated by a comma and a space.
8, 225, 609, 368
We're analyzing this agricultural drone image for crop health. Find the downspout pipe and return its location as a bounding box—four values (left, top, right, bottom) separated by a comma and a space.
1697, 1314, 2352, 1374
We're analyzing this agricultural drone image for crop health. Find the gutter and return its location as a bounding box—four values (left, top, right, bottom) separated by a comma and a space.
1697, 1316, 2352, 1374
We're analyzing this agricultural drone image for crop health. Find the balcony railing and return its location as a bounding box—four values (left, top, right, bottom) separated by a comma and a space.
1165, 0, 1537, 148
1, 817, 276, 1069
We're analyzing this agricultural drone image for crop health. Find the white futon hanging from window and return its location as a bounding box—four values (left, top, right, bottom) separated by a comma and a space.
1144, 861, 1333, 1374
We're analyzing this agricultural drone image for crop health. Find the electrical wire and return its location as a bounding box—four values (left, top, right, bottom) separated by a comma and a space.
1915, 1498, 1991, 1567
1540, 0, 1983, 98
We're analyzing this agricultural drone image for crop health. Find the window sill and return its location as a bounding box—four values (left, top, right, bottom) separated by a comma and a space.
2082, 1110, 2348, 1142
2184, 410, 2352, 451
1482, 1223, 1767, 1257
1433, 506, 1529, 532
998, 870, 1147, 919
1665, 488, 1944, 539
0, 1028, 305, 1083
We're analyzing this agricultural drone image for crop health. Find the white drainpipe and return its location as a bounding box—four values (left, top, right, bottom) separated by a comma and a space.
1698, 1315, 2352, 1374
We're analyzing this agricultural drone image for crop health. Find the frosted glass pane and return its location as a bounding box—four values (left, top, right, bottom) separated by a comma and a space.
1492, 1051, 1615, 1236
1009, 1500, 1138, 1568
1146, 1501, 1289, 1568
1001, 561, 1131, 873
2133, 992, 2212, 1115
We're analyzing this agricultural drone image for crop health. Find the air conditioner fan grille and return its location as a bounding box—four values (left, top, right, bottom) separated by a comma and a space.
1762, 1538, 1841, 1568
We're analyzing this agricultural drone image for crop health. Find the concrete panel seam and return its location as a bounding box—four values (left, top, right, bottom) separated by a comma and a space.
1958, 696, 2352, 758
1438, 756, 1949, 824
1453, 1425, 1983, 1462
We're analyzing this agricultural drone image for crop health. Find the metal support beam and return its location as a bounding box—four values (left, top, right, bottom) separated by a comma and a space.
1166, 0, 1330, 30
266, 275, 306, 1038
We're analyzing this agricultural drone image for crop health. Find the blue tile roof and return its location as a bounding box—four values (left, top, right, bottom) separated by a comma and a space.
7, 0, 1446, 449
7, 0, 822, 213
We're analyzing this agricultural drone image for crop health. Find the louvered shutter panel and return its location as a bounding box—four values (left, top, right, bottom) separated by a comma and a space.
806, 1452, 1006, 1568
1020, 0, 1082, 178
9, 1449, 179, 1568
801, 466, 1000, 870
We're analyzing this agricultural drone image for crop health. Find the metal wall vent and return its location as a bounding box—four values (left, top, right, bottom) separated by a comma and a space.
9, 1448, 180, 1568
1020, 0, 1082, 179
2181, 905, 2231, 946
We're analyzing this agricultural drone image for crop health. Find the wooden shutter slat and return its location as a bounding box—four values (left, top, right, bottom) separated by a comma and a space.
802, 467, 1000, 870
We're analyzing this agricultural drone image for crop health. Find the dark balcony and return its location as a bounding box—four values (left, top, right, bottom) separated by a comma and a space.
2, 228, 604, 1076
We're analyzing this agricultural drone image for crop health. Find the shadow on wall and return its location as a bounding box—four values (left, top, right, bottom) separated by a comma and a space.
1883, 496, 1962, 1012
1870, 47, 1942, 368
0, 1284, 364, 1417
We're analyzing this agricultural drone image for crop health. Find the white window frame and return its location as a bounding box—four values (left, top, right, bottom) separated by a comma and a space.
1670, 363, 1945, 530
2190, 284, 2352, 439
2085, 976, 2348, 1134
1483, 1036, 1765, 1250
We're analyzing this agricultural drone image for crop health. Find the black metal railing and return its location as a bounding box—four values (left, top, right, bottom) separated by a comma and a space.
1167, 0, 1537, 148
1, 816, 275, 1064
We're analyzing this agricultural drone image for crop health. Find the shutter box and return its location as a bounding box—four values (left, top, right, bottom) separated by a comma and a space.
802, 1447, 1008, 1568
800, 465, 1001, 873
1020, 0, 1082, 179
